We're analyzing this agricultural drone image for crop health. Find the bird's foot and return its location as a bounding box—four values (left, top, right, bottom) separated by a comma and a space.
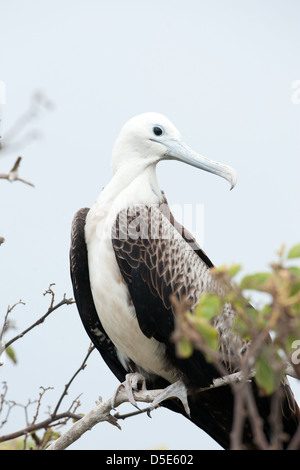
111, 372, 147, 409
149, 380, 190, 417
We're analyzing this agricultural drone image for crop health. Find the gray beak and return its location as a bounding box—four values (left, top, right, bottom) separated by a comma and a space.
161, 139, 237, 190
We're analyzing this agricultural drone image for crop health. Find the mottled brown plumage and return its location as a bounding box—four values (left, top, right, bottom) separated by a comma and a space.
112, 200, 245, 374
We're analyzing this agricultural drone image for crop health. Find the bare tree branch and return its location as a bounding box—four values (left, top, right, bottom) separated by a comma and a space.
0, 156, 34, 187
2, 292, 74, 353
46, 362, 297, 451
0, 92, 54, 157
0, 411, 82, 444
0, 300, 25, 343
0, 343, 92, 447
51, 344, 95, 418
47, 387, 165, 450
288, 423, 300, 450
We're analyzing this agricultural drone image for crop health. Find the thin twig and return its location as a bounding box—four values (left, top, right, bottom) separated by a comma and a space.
0, 344, 92, 446
51, 345, 95, 417
0, 92, 54, 156
0, 300, 25, 342
3, 295, 74, 352
243, 382, 270, 449
0, 412, 82, 444
32, 387, 53, 426
287, 422, 300, 450
230, 382, 247, 449
0, 156, 34, 187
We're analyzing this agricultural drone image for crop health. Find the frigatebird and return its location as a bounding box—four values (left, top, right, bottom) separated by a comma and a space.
70, 112, 300, 449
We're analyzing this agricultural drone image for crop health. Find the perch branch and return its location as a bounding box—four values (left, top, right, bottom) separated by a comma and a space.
47, 387, 165, 450
47, 359, 298, 451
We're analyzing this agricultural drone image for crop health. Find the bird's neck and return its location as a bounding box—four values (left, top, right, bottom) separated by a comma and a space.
87, 161, 163, 242
98, 160, 163, 210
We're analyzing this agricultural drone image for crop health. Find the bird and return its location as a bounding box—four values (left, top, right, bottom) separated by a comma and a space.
70, 112, 300, 449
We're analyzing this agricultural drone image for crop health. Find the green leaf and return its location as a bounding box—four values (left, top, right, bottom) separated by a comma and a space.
289, 266, 300, 277
255, 353, 276, 395
240, 272, 272, 291
227, 264, 242, 278
287, 244, 300, 260
258, 304, 272, 324
194, 293, 222, 321
233, 316, 251, 341
6, 346, 17, 364
290, 281, 300, 296
177, 338, 193, 358
286, 333, 300, 354
195, 318, 219, 351
291, 302, 300, 316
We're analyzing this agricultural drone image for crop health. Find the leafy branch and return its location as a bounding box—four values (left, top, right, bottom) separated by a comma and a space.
171, 242, 300, 449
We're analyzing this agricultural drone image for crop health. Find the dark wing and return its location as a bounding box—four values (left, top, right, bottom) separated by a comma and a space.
158, 195, 214, 268
112, 203, 221, 389
70, 207, 127, 382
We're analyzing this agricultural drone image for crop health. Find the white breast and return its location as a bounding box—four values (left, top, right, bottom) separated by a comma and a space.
84, 171, 178, 384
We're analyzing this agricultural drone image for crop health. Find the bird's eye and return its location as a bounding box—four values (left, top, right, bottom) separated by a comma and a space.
153, 126, 164, 137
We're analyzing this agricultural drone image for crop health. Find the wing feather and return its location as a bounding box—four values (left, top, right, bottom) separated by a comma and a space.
70, 208, 127, 382
112, 203, 226, 387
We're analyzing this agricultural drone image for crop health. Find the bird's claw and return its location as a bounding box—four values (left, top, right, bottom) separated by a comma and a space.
111, 372, 147, 409
112, 376, 190, 419
148, 380, 191, 417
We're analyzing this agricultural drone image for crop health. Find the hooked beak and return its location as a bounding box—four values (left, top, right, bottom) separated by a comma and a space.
160, 139, 237, 190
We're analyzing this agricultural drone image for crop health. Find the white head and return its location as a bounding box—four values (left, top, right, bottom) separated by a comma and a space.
111, 112, 237, 189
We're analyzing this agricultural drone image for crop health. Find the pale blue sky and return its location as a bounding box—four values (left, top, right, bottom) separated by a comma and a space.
0, 0, 300, 450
